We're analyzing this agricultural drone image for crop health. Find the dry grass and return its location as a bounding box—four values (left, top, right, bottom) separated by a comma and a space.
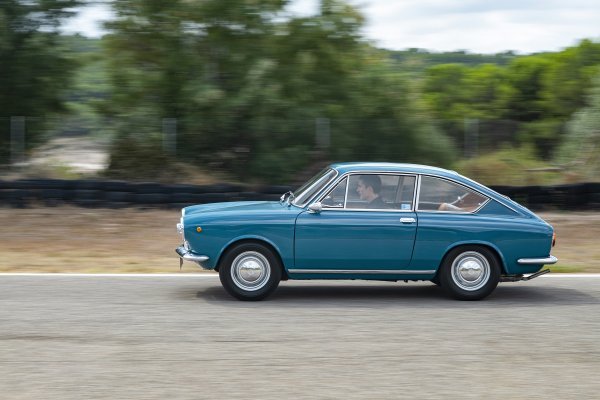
0, 207, 597, 273
539, 212, 600, 273
0, 206, 185, 273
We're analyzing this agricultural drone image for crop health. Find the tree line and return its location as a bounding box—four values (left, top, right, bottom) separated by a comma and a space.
1, 0, 599, 184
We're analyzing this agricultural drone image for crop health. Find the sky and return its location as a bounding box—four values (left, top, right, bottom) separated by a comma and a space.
62, 0, 600, 55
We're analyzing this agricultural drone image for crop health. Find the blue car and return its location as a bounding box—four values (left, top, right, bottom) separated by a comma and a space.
176, 162, 557, 301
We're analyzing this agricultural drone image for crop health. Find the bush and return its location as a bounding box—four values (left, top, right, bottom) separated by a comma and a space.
105, 135, 170, 180
454, 146, 560, 186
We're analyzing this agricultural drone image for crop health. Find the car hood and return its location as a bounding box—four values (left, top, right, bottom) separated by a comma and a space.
184, 201, 296, 217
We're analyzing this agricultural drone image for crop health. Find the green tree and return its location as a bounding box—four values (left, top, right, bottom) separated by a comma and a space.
422, 63, 513, 154
542, 40, 600, 118
421, 40, 600, 160
0, 0, 80, 161
503, 41, 600, 158
103, 0, 292, 179
103, 0, 453, 182
556, 71, 600, 181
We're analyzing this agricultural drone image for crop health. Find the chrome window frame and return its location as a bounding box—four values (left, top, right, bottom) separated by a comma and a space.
415, 174, 490, 214
461, 175, 521, 215
315, 171, 419, 213
318, 176, 348, 209
292, 168, 339, 208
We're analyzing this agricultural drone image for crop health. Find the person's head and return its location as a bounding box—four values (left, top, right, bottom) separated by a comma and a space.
357, 175, 382, 201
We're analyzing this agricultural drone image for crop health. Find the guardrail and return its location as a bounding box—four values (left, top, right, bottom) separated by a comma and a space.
0, 179, 599, 210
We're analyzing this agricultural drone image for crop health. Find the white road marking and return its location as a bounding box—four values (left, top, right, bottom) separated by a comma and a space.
0, 273, 598, 278
539, 274, 600, 278
0, 273, 218, 277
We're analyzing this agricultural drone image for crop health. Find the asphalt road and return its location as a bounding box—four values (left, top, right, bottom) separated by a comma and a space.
1, 275, 599, 400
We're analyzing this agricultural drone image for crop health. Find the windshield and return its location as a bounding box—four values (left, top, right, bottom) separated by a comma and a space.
292, 168, 337, 207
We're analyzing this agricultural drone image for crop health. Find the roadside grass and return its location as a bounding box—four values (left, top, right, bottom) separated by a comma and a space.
0, 207, 598, 273
547, 264, 585, 273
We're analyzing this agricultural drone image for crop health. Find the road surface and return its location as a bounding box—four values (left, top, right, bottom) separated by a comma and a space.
1, 275, 599, 399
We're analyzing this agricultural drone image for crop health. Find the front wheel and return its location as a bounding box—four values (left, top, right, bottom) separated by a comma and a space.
439, 246, 500, 300
219, 243, 282, 301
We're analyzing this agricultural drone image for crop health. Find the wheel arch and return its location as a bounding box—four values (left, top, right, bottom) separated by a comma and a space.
435, 241, 507, 277
216, 238, 288, 279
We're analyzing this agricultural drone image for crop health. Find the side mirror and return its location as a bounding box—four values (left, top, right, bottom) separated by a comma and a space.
308, 202, 322, 214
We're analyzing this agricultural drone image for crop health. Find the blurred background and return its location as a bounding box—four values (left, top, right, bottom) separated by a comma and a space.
1, 0, 600, 187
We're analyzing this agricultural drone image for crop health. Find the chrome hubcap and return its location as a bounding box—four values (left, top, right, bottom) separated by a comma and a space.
231, 251, 271, 291
451, 251, 490, 291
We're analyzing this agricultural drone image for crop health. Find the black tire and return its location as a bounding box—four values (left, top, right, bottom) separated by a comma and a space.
430, 276, 441, 286
218, 243, 282, 301
439, 246, 500, 300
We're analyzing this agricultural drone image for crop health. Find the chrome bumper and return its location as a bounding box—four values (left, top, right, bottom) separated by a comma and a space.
176, 245, 209, 266
517, 255, 558, 265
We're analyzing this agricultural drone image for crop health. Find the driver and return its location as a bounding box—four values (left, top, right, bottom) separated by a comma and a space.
356, 175, 387, 209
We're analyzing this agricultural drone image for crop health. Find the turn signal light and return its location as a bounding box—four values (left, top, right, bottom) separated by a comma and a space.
552, 232, 556, 247
196, 227, 202, 233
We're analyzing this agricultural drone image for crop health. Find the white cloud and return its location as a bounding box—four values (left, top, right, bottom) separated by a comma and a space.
61, 0, 600, 54
61, 4, 113, 37
351, 0, 600, 53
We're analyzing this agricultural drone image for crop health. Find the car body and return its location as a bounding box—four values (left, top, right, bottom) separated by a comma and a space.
176, 162, 557, 300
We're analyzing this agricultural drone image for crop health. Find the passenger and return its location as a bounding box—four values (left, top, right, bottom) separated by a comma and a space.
438, 202, 463, 211
438, 193, 481, 212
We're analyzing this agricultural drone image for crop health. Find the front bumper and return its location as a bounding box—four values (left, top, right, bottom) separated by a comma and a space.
176, 245, 210, 267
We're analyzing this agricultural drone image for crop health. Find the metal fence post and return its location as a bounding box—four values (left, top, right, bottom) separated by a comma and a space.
162, 118, 177, 155
315, 117, 330, 150
464, 118, 479, 158
10, 116, 26, 166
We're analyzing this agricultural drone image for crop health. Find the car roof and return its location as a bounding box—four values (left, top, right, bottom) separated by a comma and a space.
330, 162, 459, 177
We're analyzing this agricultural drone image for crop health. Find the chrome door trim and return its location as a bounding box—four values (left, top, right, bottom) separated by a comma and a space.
415, 174, 422, 213
315, 207, 416, 213
343, 174, 350, 209
288, 269, 436, 275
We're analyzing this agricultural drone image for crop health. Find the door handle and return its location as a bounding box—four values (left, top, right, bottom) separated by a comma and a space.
400, 217, 416, 224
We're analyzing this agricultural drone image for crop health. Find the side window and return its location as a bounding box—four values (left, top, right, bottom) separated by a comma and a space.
321, 178, 347, 208
393, 175, 416, 210
346, 174, 416, 210
418, 176, 487, 212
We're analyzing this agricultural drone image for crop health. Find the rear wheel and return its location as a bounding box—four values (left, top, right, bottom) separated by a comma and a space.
219, 243, 282, 301
439, 246, 500, 300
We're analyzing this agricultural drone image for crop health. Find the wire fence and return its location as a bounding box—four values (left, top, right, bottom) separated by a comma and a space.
0, 115, 574, 183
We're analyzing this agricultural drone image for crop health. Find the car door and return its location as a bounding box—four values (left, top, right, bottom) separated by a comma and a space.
294, 173, 418, 272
